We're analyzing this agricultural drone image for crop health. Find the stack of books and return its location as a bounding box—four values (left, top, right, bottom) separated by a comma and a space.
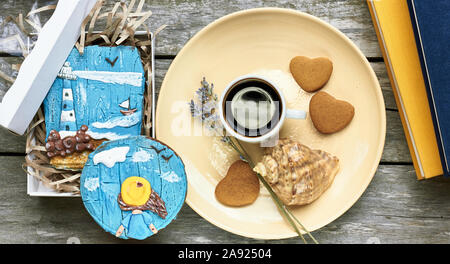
367, 0, 450, 179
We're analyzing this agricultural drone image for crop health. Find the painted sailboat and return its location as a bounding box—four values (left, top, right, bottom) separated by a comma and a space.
119, 98, 137, 116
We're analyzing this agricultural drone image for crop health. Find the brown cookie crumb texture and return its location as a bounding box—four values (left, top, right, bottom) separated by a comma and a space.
289, 56, 333, 92
309, 91, 355, 134
215, 160, 260, 207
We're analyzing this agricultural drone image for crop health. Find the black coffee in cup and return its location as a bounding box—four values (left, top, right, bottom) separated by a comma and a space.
222, 78, 282, 137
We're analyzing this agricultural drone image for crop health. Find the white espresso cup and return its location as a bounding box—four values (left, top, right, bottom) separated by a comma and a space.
218, 74, 307, 143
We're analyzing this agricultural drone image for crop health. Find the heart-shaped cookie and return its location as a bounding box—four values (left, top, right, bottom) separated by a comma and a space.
290, 56, 333, 92
309, 91, 354, 134
215, 160, 260, 207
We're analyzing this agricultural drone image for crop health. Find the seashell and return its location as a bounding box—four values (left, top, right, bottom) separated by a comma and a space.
45, 141, 55, 152
83, 135, 91, 143
62, 136, 76, 150
75, 135, 83, 143
54, 140, 64, 151
76, 143, 86, 152
49, 130, 60, 140
86, 143, 94, 150
253, 138, 339, 206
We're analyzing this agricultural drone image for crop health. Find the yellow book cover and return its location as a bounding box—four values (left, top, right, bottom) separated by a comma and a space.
367, 0, 442, 179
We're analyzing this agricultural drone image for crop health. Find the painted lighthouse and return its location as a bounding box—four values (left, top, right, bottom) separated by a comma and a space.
58, 62, 77, 132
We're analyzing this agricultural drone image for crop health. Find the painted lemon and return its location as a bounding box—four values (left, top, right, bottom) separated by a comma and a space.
121, 176, 151, 206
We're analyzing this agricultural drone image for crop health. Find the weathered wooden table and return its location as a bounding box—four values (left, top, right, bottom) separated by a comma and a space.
1, 0, 449, 244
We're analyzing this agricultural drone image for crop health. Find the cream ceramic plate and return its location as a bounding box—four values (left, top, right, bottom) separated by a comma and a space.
156, 8, 386, 239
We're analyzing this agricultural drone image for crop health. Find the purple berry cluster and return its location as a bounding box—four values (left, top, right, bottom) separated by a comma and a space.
45, 125, 95, 158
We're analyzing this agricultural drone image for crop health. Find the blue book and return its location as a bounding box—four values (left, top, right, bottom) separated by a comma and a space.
407, 0, 450, 177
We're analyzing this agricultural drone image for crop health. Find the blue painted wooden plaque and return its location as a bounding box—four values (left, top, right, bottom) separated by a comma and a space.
43, 45, 145, 142
80, 136, 187, 240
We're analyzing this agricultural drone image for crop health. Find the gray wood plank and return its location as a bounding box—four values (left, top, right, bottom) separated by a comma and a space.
316, 165, 450, 244
383, 111, 412, 163
1, 156, 448, 243
371, 62, 397, 111
150, 0, 382, 58
1, 0, 382, 58
0, 56, 33, 153
0, 128, 26, 154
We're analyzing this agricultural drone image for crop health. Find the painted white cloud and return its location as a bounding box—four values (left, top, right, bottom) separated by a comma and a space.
132, 150, 154, 162
84, 177, 99, 191
91, 111, 140, 129
93, 146, 129, 168
160, 171, 181, 183
57, 130, 132, 141
73, 70, 143, 87
87, 131, 131, 141
79, 81, 87, 104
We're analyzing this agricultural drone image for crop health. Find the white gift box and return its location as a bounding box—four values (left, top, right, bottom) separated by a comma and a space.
0, 0, 156, 197
0, 0, 98, 135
